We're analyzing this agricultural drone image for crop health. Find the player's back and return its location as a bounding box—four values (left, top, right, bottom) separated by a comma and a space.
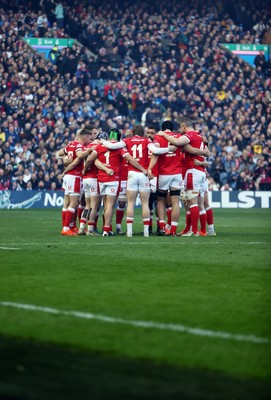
124, 135, 151, 170
95, 143, 123, 182
153, 132, 182, 175
183, 130, 205, 172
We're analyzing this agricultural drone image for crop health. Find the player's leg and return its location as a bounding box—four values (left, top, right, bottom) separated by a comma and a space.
62, 193, 69, 229
102, 194, 117, 236
77, 192, 85, 227
139, 190, 150, 237
116, 198, 126, 234
149, 176, 158, 234
198, 194, 207, 236
168, 188, 180, 236
157, 175, 171, 235
86, 178, 101, 236
78, 181, 89, 235
101, 182, 118, 236
148, 191, 154, 233
204, 190, 216, 235
166, 174, 182, 236
126, 190, 138, 237
183, 170, 199, 236
165, 191, 172, 234
94, 196, 102, 233
156, 191, 167, 235
116, 180, 127, 234
79, 194, 90, 235
87, 195, 101, 236
62, 175, 81, 235
65, 193, 80, 231
178, 186, 191, 235
138, 172, 150, 237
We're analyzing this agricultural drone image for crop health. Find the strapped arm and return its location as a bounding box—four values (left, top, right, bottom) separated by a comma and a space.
148, 143, 171, 155
100, 140, 125, 150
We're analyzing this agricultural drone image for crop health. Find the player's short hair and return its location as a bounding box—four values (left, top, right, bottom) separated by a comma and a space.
147, 126, 156, 134
109, 129, 121, 141
132, 124, 144, 137
79, 124, 95, 135
179, 117, 193, 128
161, 120, 174, 131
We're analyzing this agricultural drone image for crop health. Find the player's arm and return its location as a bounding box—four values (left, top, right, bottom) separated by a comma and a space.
183, 143, 210, 157
148, 153, 158, 179
148, 142, 171, 155
156, 130, 190, 146
83, 151, 98, 174
94, 159, 114, 175
99, 140, 125, 149
77, 147, 94, 160
62, 157, 81, 176
124, 153, 147, 174
63, 156, 73, 167
194, 158, 211, 167
169, 145, 177, 152
57, 148, 66, 158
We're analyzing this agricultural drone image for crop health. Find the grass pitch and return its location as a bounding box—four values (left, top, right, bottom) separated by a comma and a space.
0, 208, 270, 399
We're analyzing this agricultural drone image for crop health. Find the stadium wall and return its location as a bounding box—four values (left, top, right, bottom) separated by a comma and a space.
0, 190, 270, 209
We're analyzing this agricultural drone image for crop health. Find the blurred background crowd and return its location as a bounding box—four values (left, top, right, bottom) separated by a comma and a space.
0, 0, 271, 192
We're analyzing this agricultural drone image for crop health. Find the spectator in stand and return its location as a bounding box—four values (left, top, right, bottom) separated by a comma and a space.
254, 50, 266, 75
220, 183, 233, 191
0, 168, 10, 190
54, 1, 64, 29
0, 0, 270, 195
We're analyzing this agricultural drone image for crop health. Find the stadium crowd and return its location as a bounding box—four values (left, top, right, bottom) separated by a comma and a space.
0, 0, 271, 193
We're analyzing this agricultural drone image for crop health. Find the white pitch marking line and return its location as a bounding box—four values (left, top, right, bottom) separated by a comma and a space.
0, 301, 269, 345
0, 247, 21, 250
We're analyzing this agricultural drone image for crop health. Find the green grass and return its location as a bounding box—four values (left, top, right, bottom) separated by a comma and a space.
0, 208, 271, 399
